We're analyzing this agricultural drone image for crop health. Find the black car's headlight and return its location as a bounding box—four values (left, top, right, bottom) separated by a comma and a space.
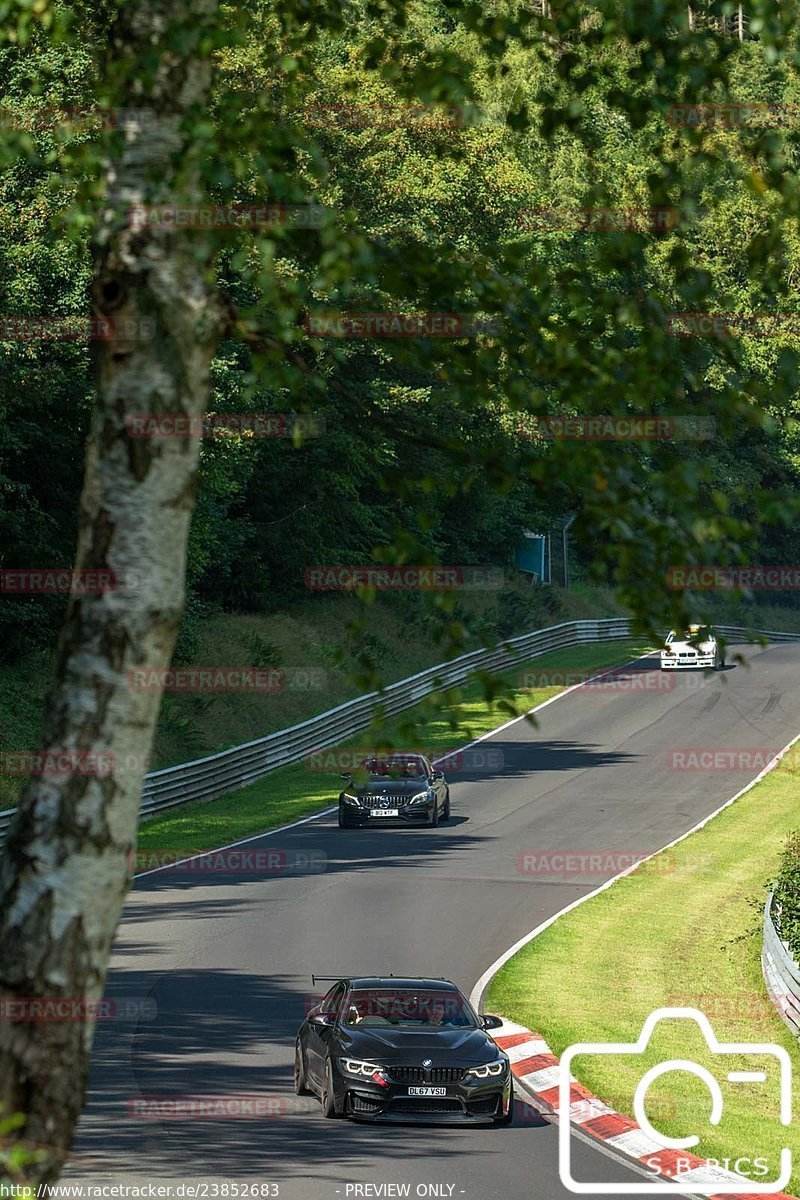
407, 789, 434, 806
342, 794, 361, 807
466, 1060, 508, 1079
338, 1058, 388, 1083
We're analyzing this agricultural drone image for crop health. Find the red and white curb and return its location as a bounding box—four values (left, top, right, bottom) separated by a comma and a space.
491, 1018, 795, 1200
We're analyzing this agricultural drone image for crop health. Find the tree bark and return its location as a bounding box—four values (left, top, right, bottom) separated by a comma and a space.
0, 0, 222, 1183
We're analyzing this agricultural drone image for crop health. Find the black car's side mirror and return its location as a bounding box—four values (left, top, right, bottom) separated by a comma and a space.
480, 1014, 504, 1030
431, 769, 444, 781
340, 773, 353, 782
309, 1012, 336, 1029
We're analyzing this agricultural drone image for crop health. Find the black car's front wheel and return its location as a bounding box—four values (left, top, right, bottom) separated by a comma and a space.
441, 788, 450, 820
321, 1057, 343, 1118
294, 1042, 311, 1096
338, 807, 354, 829
493, 1098, 514, 1126
429, 798, 439, 827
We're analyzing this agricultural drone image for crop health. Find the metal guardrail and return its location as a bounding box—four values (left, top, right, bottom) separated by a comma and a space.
0, 807, 13, 847
138, 616, 633, 819
762, 892, 800, 1038
713, 624, 800, 644
0, 619, 798, 853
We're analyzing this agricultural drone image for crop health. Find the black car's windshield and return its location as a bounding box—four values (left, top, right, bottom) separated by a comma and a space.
343, 989, 476, 1028
361, 756, 427, 781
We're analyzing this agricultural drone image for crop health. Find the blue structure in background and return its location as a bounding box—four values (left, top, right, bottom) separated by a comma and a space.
515, 531, 548, 582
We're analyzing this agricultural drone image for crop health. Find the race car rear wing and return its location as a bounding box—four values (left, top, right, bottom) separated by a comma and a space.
310, 974, 448, 985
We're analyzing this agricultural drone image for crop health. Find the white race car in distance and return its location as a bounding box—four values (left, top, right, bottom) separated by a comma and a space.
660, 625, 722, 670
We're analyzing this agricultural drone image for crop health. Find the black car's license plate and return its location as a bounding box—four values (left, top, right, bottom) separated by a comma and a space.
369, 809, 399, 817
407, 1086, 447, 1096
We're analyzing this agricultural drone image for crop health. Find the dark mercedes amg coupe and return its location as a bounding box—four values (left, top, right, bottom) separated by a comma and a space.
338, 754, 450, 828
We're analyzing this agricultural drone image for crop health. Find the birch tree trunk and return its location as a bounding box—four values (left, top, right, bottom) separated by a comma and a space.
0, 0, 223, 1183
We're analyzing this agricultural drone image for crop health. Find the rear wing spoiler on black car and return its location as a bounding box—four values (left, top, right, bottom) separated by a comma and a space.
310, 975, 449, 985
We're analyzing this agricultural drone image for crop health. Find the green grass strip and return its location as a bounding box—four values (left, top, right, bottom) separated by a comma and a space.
488, 741, 800, 1195
135, 639, 649, 859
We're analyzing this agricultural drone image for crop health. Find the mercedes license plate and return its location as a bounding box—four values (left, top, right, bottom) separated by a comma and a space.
370, 808, 399, 817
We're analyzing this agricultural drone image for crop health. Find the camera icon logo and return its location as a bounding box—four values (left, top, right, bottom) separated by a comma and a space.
558, 1007, 792, 1194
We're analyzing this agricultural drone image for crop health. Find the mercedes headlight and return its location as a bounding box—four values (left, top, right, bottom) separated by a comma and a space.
466, 1060, 507, 1079
342, 794, 360, 807
408, 789, 434, 806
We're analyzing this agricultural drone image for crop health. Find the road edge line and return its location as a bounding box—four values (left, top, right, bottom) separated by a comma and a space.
134, 646, 654, 879
470, 728, 800, 1013
472, 732, 800, 1199
491, 1019, 795, 1200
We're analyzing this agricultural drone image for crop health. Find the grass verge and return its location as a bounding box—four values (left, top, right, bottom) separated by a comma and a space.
0, 581, 625, 806
135, 639, 649, 860
487, 742, 800, 1196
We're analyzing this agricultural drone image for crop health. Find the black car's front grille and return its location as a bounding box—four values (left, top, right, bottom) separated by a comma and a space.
390, 1098, 462, 1114
387, 1066, 466, 1084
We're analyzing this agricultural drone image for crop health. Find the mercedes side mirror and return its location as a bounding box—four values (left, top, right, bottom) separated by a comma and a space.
340, 772, 353, 782
481, 1014, 504, 1030
431, 769, 444, 781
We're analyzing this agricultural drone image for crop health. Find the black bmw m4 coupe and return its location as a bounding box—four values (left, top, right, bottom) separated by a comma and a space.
294, 976, 512, 1124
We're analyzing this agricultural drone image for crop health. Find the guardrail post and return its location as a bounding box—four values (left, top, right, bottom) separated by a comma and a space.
762, 892, 800, 1038
0, 622, 796, 849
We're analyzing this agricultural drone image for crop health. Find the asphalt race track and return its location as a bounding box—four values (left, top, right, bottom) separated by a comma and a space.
67, 643, 800, 1200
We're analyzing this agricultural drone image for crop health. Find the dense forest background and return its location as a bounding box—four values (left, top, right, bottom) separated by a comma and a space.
3, 0, 800, 706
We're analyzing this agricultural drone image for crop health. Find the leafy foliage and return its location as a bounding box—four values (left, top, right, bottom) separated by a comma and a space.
773, 828, 800, 959
2, 0, 800, 691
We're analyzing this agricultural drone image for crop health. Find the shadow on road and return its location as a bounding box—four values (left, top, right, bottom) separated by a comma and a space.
132, 739, 642, 896
73, 969, 549, 1179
